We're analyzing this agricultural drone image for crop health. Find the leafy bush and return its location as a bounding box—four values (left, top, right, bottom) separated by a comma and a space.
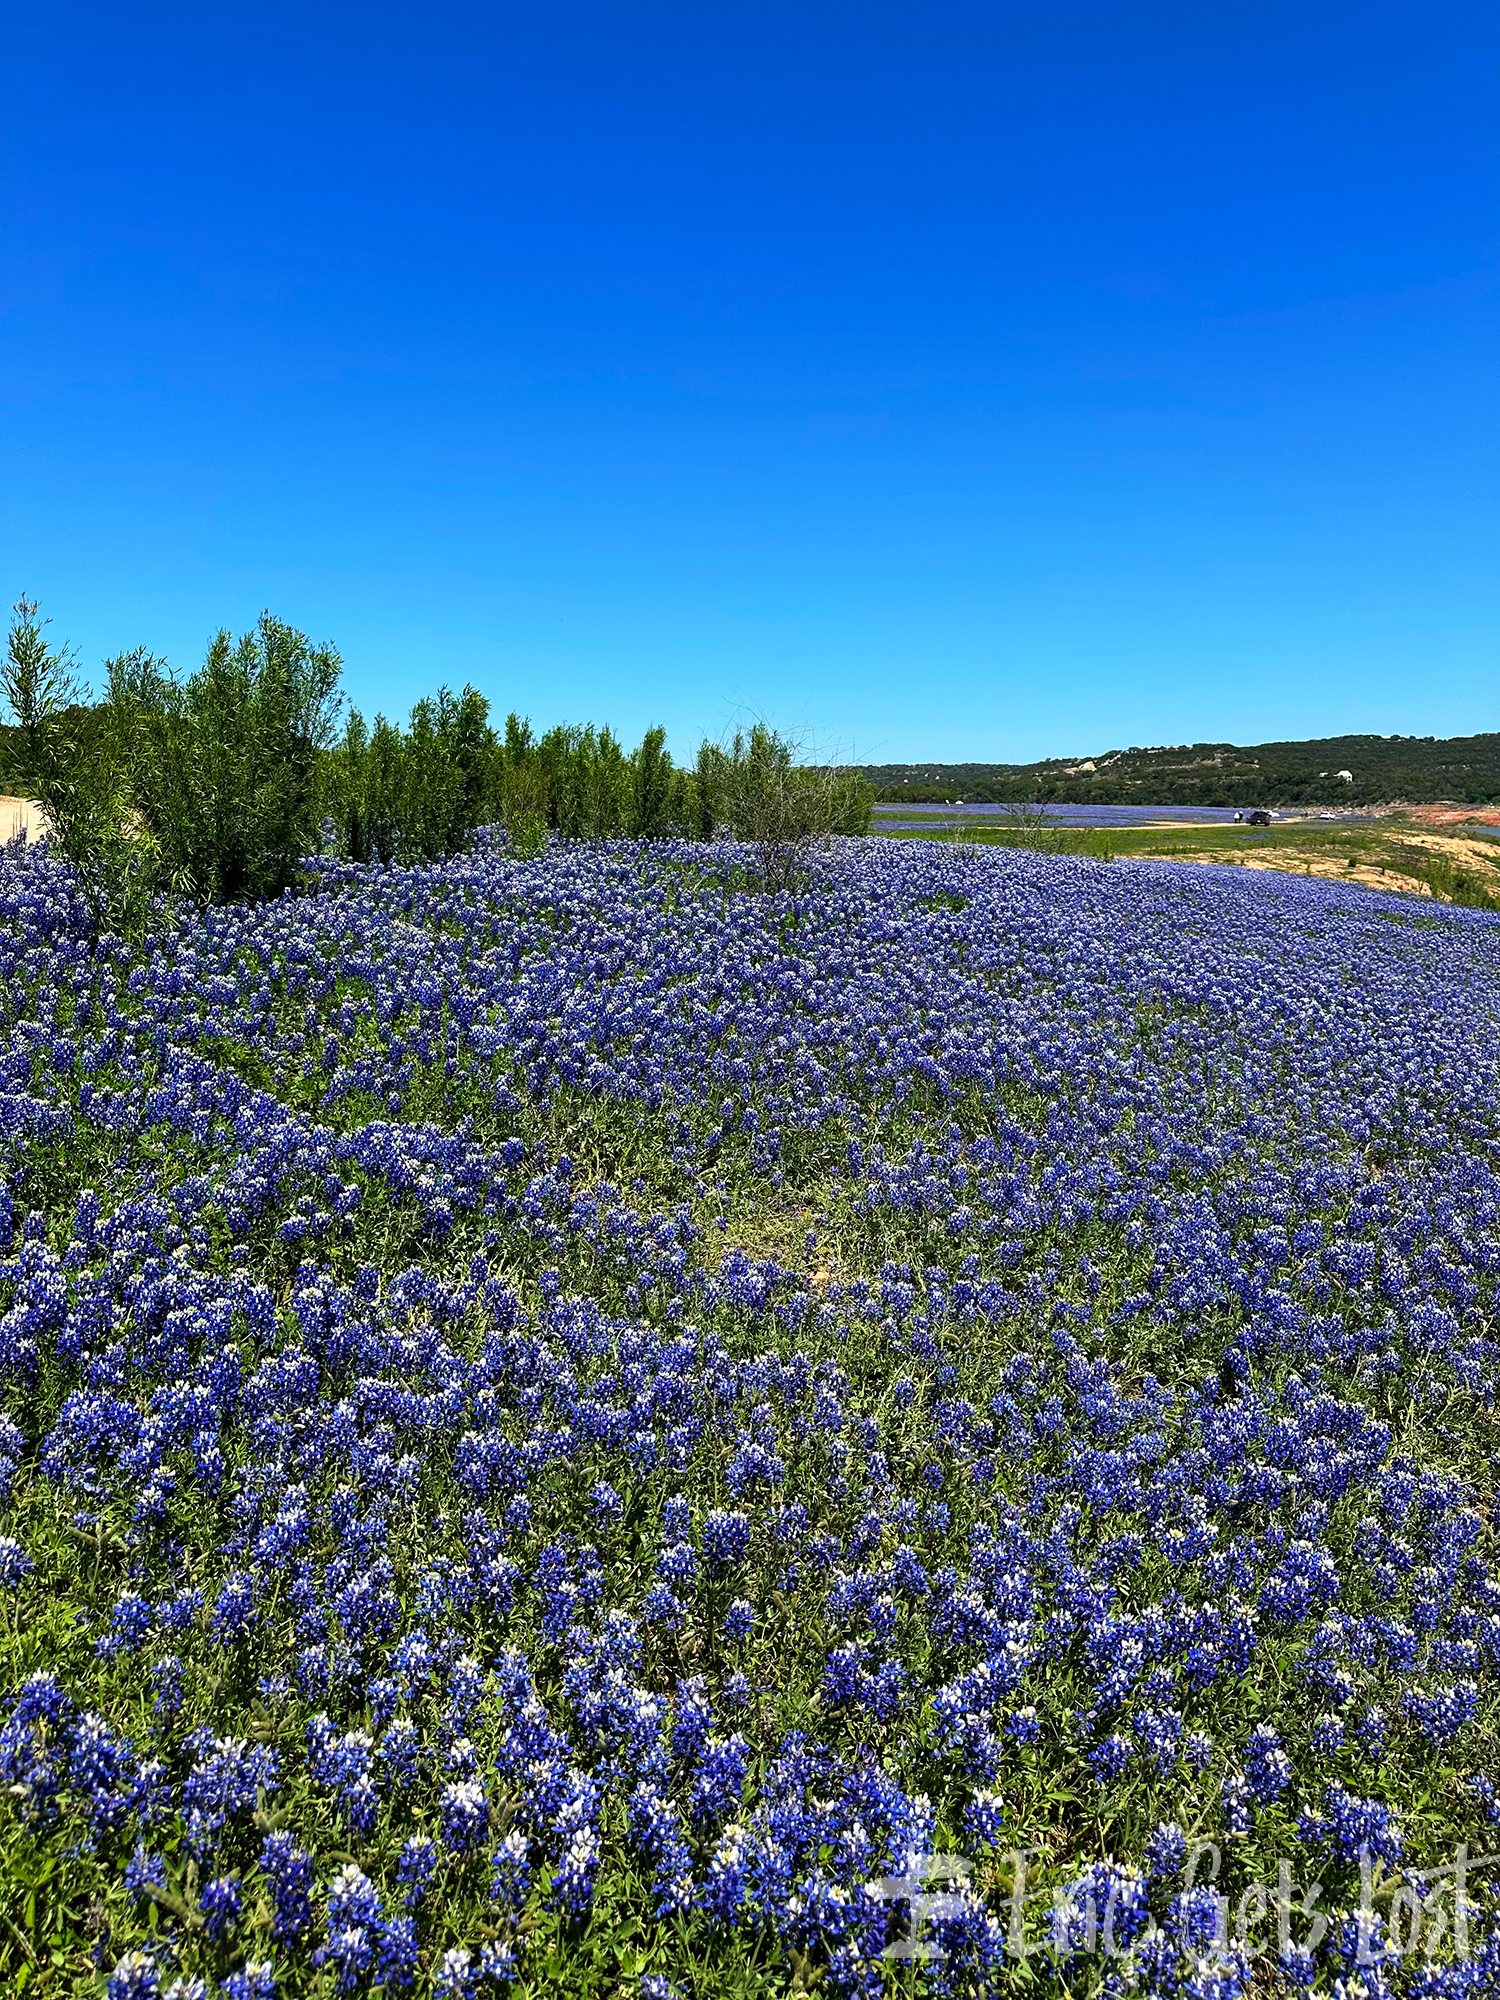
108, 614, 342, 902
1, 599, 153, 931
713, 723, 875, 889
327, 686, 495, 866
991, 799, 1070, 852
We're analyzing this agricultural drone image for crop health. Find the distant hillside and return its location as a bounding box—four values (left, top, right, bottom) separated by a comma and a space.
860, 731, 1500, 807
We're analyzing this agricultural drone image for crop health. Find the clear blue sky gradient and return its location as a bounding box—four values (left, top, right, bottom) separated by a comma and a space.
3, 2, 1496, 761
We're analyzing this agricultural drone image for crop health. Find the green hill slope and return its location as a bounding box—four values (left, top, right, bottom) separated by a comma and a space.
862, 731, 1500, 806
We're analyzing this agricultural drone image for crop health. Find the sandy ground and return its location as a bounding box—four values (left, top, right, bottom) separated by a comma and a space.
0, 795, 48, 843
1402, 804, 1500, 827
1163, 848, 1437, 896
1157, 827, 1500, 902
1389, 830, 1500, 867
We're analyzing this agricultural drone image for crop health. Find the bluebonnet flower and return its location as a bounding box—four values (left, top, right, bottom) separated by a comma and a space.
4, 813, 1500, 1984
373, 1915, 418, 1991
380, 1717, 422, 1791
1134, 1706, 1183, 1776
124, 1845, 167, 1901
641, 1581, 685, 1626
439, 1778, 490, 1854
1144, 1820, 1188, 1882
689, 1733, 751, 1829
1321, 1782, 1403, 1864
1221, 1772, 1251, 1836
1310, 1711, 1345, 1755
701, 1821, 750, 1922
671, 1676, 714, 1765
395, 1834, 439, 1908
210, 1572, 256, 1643
722, 1669, 752, 1711
478, 1942, 518, 1985
1405, 1679, 1479, 1745
490, 1826, 532, 1911
433, 1949, 474, 1998
1088, 1732, 1134, 1784
1183, 1729, 1214, 1774
964, 1789, 1005, 1848
0, 1536, 33, 1587
1243, 1722, 1291, 1805
107, 1954, 160, 2000
1278, 1942, 1317, 1995
199, 1872, 242, 1940
655, 1540, 697, 1586
1354, 1703, 1389, 1764
68, 1710, 136, 1832
219, 1969, 275, 2000
94, 1591, 153, 1659
701, 1508, 751, 1575
314, 1862, 384, 1991
722, 1597, 754, 1642
259, 1831, 315, 1942
550, 1771, 602, 1914
307, 1714, 378, 1836
627, 1780, 694, 1915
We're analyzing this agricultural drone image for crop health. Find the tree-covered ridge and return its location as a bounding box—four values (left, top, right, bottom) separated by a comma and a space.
862, 731, 1500, 807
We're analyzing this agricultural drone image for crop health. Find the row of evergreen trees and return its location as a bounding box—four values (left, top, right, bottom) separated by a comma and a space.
2, 600, 872, 924
326, 705, 699, 862
327, 702, 872, 867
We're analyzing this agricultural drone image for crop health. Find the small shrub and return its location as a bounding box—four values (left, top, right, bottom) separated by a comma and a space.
713, 724, 875, 891
2, 598, 155, 932
108, 612, 342, 902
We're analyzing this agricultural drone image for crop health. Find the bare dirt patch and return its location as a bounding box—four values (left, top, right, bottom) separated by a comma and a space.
0, 795, 48, 843
1160, 847, 1439, 897
1139, 823, 1500, 905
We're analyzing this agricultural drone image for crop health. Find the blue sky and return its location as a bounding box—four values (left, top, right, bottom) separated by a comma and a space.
3, 1, 1495, 762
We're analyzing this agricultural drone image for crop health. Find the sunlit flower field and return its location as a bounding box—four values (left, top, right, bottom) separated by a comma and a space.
2, 833, 1498, 1999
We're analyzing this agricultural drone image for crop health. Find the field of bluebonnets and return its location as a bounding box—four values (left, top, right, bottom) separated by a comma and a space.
3, 827, 1500, 2000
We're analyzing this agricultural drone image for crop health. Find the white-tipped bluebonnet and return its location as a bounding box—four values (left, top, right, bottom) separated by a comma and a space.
722, 1597, 754, 1642
964, 1788, 1005, 1848
0, 1536, 33, 1587
107, 1954, 161, 2000
489, 1825, 532, 1911
1144, 1820, 1188, 1882
1310, 1711, 1345, 1755
259, 1831, 315, 1943
700, 1508, 751, 1575
1184, 1729, 1214, 1774
396, 1834, 439, 1908
314, 1862, 384, 1990
439, 1777, 490, 1854
218, 1968, 274, 2000
1405, 1679, 1479, 1746
1088, 1732, 1134, 1785
1243, 1722, 1291, 1805
433, 1946, 474, 1997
